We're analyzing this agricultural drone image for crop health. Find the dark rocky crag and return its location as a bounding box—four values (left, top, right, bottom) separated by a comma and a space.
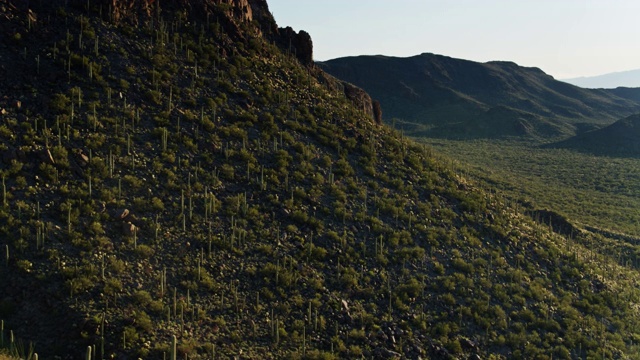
274, 26, 313, 66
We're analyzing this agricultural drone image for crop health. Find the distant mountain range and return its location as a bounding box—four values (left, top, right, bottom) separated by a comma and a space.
318, 53, 640, 140
562, 69, 640, 89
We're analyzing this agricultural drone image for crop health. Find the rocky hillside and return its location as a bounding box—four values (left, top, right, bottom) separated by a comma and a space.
319, 53, 640, 140
1, 1, 640, 359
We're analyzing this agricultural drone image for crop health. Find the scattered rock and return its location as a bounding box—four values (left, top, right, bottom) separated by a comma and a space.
112, 208, 130, 221
122, 222, 137, 236
341, 299, 349, 313
461, 337, 478, 350
38, 148, 55, 165
77, 151, 89, 168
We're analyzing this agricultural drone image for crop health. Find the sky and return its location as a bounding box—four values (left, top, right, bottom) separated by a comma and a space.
266, 0, 640, 79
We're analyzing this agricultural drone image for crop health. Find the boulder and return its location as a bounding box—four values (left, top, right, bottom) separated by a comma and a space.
77, 151, 89, 168
112, 208, 131, 221
122, 222, 137, 236
341, 299, 349, 313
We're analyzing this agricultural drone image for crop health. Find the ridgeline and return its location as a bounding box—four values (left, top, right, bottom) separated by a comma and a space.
319, 53, 640, 140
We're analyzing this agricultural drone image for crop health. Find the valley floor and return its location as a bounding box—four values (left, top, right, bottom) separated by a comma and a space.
420, 138, 640, 237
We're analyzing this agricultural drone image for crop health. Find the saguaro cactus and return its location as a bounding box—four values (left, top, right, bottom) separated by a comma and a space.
2, 175, 6, 207
170, 335, 177, 360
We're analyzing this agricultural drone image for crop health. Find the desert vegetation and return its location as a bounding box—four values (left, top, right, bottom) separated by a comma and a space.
1, 1, 640, 359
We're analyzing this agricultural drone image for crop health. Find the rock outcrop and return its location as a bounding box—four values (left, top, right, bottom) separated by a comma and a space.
276, 26, 313, 66
343, 82, 375, 120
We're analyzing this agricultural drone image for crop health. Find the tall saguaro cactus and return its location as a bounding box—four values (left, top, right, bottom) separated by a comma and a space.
2, 175, 6, 207
170, 335, 177, 360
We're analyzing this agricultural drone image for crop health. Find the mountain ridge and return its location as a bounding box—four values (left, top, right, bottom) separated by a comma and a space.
563, 68, 640, 89
319, 53, 640, 140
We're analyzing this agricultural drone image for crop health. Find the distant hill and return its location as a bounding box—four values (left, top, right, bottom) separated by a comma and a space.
563, 69, 640, 89
319, 53, 640, 140
549, 114, 640, 156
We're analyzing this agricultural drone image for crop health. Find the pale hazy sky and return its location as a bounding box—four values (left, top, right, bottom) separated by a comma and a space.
267, 0, 640, 79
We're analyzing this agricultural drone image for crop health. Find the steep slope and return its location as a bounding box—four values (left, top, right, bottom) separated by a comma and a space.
319, 53, 640, 140
2, 1, 640, 360
549, 113, 640, 157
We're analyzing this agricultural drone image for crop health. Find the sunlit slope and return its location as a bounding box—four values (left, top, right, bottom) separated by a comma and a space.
0, 1, 640, 359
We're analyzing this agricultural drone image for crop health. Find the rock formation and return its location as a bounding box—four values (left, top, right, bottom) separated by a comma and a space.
343, 82, 375, 120
277, 26, 313, 66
